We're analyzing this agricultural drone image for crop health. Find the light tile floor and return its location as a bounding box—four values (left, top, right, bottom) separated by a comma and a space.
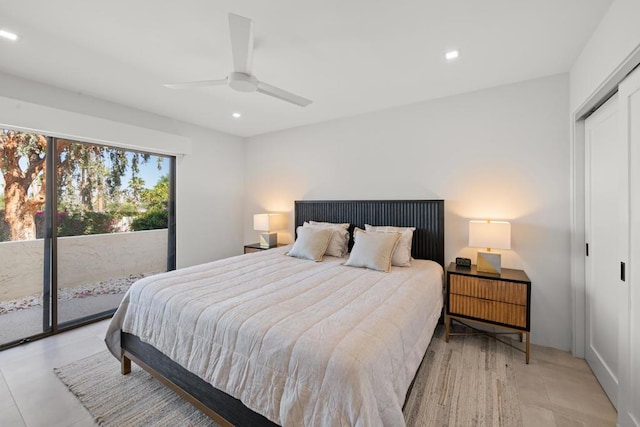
0, 320, 617, 427
516, 344, 617, 427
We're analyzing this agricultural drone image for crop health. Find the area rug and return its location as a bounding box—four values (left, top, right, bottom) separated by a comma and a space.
54, 325, 523, 426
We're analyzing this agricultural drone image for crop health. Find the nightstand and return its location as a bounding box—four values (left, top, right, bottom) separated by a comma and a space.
244, 243, 287, 254
445, 262, 532, 363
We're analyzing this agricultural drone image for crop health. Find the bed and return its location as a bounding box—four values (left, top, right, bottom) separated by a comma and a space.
105, 199, 445, 426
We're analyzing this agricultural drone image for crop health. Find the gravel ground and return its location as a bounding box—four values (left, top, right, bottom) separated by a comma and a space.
0, 273, 154, 316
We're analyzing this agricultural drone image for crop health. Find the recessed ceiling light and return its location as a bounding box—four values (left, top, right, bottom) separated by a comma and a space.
445, 50, 459, 61
0, 29, 18, 41
232, 112, 241, 118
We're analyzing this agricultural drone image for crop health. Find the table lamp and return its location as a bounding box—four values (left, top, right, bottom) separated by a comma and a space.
468, 220, 511, 273
254, 213, 281, 248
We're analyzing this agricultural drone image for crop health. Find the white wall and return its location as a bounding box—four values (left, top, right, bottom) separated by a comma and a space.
570, 0, 640, 112
245, 74, 571, 350
174, 122, 245, 267
0, 71, 245, 268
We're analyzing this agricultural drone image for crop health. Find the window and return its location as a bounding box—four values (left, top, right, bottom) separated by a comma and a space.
0, 129, 176, 348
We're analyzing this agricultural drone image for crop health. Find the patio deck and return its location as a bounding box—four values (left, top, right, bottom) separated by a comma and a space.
0, 273, 160, 345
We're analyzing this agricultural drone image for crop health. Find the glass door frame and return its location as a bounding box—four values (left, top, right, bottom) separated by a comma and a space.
0, 134, 177, 350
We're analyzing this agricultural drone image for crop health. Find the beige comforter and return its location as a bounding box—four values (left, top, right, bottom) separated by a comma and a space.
106, 246, 443, 427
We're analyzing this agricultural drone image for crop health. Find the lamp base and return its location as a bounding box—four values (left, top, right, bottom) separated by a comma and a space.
477, 251, 502, 274
259, 232, 277, 248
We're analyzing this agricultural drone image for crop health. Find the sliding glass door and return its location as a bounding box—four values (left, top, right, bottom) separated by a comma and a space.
0, 130, 49, 345
0, 129, 175, 348
55, 139, 173, 326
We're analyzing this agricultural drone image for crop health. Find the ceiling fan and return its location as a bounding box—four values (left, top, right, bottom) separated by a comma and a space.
164, 13, 312, 107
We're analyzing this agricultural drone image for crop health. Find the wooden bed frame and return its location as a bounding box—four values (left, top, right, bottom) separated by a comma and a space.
120, 199, 445, 426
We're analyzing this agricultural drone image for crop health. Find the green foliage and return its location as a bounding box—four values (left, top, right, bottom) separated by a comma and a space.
1, 129, 170, 240
13, 132, 46, 160
130, 175, 169, 231
57, 143, 150, 213
56, 211, 120, 237
128, 176, 146, 205
140, 175, 169, 211
106, 200, 138, 217
131, 210, 168, 231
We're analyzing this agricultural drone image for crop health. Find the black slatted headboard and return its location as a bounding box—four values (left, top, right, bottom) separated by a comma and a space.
294, 200, 445, 267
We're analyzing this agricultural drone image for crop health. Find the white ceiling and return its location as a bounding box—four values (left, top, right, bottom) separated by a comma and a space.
0, 0, 612, 137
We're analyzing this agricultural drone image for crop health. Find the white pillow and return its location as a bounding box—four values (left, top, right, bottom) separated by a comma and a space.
344, 228, 401, 272
287, 226, 334, 262
304, 221, 350, 257
365, 224, 415, 267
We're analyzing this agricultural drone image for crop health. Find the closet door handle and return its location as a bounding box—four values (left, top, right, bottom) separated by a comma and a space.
621, 262, 626, 282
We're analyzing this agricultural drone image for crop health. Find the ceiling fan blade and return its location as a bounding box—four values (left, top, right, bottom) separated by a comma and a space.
256, 81, 312, 107
163, 78, 228, 89
228, 13, 254, 74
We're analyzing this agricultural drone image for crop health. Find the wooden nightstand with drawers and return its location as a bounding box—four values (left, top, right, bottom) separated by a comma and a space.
445, 262, 532, 363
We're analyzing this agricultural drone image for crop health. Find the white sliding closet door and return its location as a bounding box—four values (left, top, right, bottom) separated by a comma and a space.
619, 66, 640, 427
584, 93, 622, 408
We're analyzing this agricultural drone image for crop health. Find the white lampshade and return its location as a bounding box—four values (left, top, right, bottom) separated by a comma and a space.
468, 220, 511, 250
253, 213, 282, 248
253, 213, 281, 231
469, 220, 511, 274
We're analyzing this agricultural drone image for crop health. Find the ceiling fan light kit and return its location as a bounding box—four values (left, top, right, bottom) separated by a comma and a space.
165, 13, 312, 107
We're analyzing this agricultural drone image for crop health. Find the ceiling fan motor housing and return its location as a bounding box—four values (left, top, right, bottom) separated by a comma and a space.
229, 72, 258, 92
